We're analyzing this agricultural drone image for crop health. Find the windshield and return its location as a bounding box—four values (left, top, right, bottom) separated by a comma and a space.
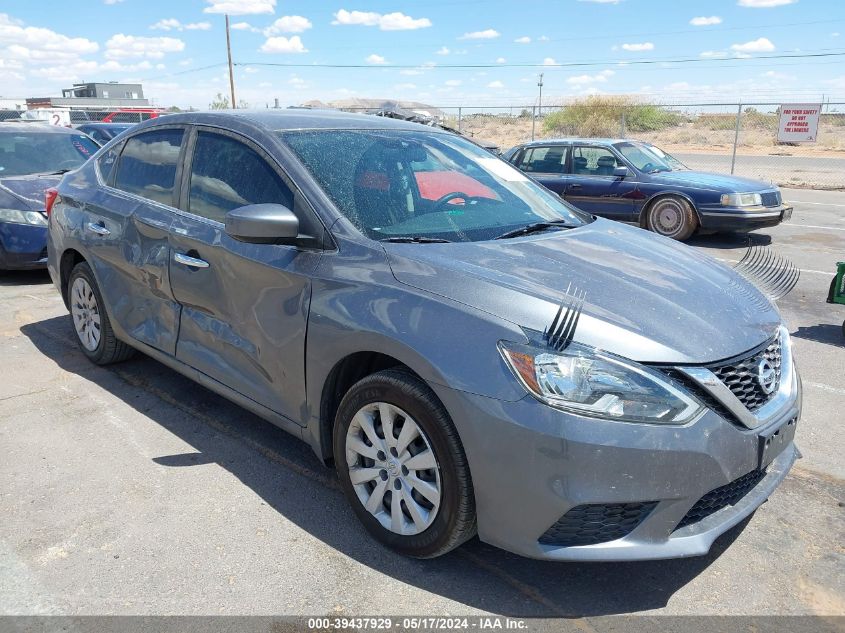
614, 142, 687, 173
280, 129, 591, 242
0, 131, 98, 177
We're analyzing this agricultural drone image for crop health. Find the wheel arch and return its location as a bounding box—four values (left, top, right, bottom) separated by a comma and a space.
59, 248, 87, 309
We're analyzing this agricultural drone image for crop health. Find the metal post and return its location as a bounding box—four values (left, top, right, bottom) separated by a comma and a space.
531, 105, 536, 141
730, 103, 742, 175
537, 73, 544, 119
457, 107, 462, 133
225, 14, 237, 109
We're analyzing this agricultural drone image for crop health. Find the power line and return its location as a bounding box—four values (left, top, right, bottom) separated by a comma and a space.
236, 50, 845, 71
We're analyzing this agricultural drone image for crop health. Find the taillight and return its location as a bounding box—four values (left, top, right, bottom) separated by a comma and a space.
45, 187, 58, 216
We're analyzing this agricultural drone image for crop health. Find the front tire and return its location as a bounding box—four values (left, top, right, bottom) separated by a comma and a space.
333, 369, 476, 558
67, 262, 134, 365
645, 196, 698, 241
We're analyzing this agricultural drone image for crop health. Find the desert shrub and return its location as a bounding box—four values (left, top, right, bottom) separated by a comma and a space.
542, 96, 683, 137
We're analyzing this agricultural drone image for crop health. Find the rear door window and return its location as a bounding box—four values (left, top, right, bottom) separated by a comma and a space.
518, 146, 568, 174
114, 128, 184, 206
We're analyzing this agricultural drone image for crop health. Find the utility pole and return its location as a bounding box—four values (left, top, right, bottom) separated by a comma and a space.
537, 73, 544, 119
225, 14, 237, 109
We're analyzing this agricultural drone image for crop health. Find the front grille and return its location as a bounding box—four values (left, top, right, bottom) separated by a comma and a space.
675, 468, 767, 530
539, 501, 657, 547
761, 191, 781, 207
711, 335, 782, 411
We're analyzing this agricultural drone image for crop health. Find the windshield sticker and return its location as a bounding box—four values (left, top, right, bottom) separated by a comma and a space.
477, 157, 529, 182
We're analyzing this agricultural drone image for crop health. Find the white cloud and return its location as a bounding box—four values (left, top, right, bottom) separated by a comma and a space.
230, 21, 258, 31
0, 13, 99, 58
542, 57, 558, 66
621, 42, 654, 51
738, 0, 796, 6
514, 36, 531, 44
151, 19, 211, 31
487, 80, 504, 88
365, 53, 387, 64
444, 79, 462, 86
395, 82, 416, 90
832, 32, 841, 37
730, 37, 775, 52
332, 10, 431, 31
204, 0, 276, 14
260, 35, 307, 53
762, 70, 795, 80
566, 69, 614, 84
436, 46, 449, 55
700, 50, 728, 58
496, 57, 506, 63
264, 15, 312, 35
459, 29, 499, 40
400, 69, 423, 75
690, 16, 722, 25
103, 0, 124, 4
105, 34, 185, 59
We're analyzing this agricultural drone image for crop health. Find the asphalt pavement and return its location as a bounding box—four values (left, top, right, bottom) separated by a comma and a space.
0, 188, 842, 619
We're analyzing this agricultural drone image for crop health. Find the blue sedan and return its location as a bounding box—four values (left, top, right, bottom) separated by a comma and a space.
503, 138, 793, 240
0, 123, 99, 269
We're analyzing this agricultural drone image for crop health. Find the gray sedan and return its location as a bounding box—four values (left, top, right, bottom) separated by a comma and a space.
47, 110, 801, 560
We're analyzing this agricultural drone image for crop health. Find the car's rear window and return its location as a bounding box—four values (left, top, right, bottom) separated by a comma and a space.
0, 131, 98, 177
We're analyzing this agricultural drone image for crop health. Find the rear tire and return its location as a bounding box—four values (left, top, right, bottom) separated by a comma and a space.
67, 262, 134, 365
333, 369, 476, 558
645, 196, 698, 241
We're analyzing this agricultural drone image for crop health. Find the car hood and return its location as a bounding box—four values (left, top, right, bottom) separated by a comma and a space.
0, 174, 61, 211
386, 219, 780, 364
648, 170, 773, 192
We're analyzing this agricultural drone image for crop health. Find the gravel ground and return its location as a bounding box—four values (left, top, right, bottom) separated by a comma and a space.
0, 188, 842, 619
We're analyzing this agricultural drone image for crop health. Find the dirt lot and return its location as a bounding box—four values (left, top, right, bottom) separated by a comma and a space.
0, 189, 843, 619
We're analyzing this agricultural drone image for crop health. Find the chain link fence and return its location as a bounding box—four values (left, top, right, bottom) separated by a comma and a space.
438, 102, 844, 189
2, 101, 842, 189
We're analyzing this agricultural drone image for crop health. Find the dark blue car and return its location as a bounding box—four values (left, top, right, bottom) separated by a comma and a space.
503, 138, 793, 240
75, 122, 135, 145
0, 123, 99, 270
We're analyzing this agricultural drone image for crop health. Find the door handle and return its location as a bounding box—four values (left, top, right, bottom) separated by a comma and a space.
568, 184, 582, 190
85, 222, 110, 236
174, 252, 210, 269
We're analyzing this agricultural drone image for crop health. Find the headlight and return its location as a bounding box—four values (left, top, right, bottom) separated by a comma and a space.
500, 342, 704, 424
0, 208, 47, 226
721, 193, 762, 207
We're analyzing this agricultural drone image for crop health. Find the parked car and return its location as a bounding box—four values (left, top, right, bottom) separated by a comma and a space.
503, 139, 793, 240
48, 111, 801, 561
0, 122, 98, 270
75, 122, 134, 145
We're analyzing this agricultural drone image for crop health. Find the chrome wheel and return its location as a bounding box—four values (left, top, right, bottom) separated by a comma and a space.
345, 401, 441, 536
70, 277, 101, 351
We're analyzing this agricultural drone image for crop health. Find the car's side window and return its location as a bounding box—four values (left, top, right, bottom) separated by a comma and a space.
571, 146, 621, 177
113, 129, 184, 206
97, 144, 122, 185
187, 132, 294, 224
519, 146, 568, 174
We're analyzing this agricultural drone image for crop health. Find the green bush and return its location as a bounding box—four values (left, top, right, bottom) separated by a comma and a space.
542, 96, 683, 137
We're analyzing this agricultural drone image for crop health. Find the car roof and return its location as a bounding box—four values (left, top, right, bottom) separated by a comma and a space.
139, 108, 442, 133
77, 122, 133, 128
518, 138, 633, 148
0, 122, 86, 135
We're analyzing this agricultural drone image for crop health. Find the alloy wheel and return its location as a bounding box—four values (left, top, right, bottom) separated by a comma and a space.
345, 401, 442, 536
71, 277, 101, 351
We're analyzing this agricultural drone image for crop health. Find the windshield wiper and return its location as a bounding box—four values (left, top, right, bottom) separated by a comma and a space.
380, 236, 452, 243
494, 219, 574, 240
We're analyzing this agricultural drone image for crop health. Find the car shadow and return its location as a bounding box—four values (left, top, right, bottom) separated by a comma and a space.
791, 323, 845, 348
686, 232, 772, 250
20, 315, 750, 617
0, 269, 51, 286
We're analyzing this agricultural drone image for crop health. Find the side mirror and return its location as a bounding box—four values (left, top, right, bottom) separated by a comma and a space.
224, 203, 299, 244
613, 166, 629, 179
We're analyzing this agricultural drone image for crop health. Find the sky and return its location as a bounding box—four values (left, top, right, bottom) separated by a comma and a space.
0, 0, 843, 110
